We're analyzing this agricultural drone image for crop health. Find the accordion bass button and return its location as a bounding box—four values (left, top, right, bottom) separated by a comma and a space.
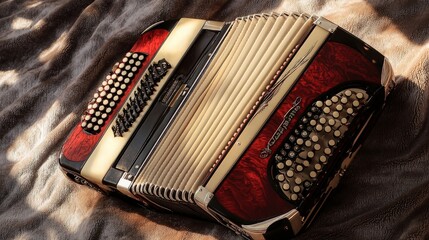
324, 126, 332, 133
309, 171, 317, 178
277, 162, 285, 170
305, 140, 312, 147
345, 90, 352, 97
334, 130, 341, 138
352, 100, 360, 107
340, 97, 347, 104
285, 159, 293, 167
276, 174, 285, 182
296, 138, 304, 145
331, 96, 339, 103
325, 99, 332, 106
323, 107, 330, 114
307, 151, 315, 158
303, 160, 310, 167
356, 92, 364, 99
311, 135, 319, 142
315, 101, 323, 108
314, 163, 322, 171
125, 52, 132, 57
296, 165, 303, 172
310, 119, 317, 126
313, 144, 321, 151
346, 108, 354, 115
328, 139, 336, 146
319, 155, 327, 163
315, 124, 323, 132
324, 148, 332, 155
295, 177, 302, 185
291, 194, 298, 201
293, 186, 301, 193
282, 183, 290, 191
286, 170, 294, 178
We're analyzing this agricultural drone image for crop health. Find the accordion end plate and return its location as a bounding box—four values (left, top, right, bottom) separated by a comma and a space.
381, 57, 396, 98
313, 16, 338, 33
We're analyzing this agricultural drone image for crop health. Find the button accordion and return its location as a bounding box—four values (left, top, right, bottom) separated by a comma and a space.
60, 12, 395, 239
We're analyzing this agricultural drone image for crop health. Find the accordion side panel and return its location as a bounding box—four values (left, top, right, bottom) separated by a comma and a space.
79, 19, 206, 187
60, 28, 170, 166
212, 40, 381, 224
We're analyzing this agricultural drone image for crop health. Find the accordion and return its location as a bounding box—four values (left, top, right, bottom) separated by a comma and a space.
60, 12, 395, 239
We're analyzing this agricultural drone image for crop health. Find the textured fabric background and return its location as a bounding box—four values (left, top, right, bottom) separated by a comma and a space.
0, 0, 428, 239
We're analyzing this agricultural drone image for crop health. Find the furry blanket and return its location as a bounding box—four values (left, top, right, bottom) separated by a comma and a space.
0, 0, 428, 239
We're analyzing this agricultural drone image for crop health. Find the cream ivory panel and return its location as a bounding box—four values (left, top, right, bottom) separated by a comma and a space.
81, 18, 206, 188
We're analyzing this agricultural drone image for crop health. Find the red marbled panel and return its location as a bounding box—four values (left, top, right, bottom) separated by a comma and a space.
62, 29, 169, 162
214, 41, 381, 223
